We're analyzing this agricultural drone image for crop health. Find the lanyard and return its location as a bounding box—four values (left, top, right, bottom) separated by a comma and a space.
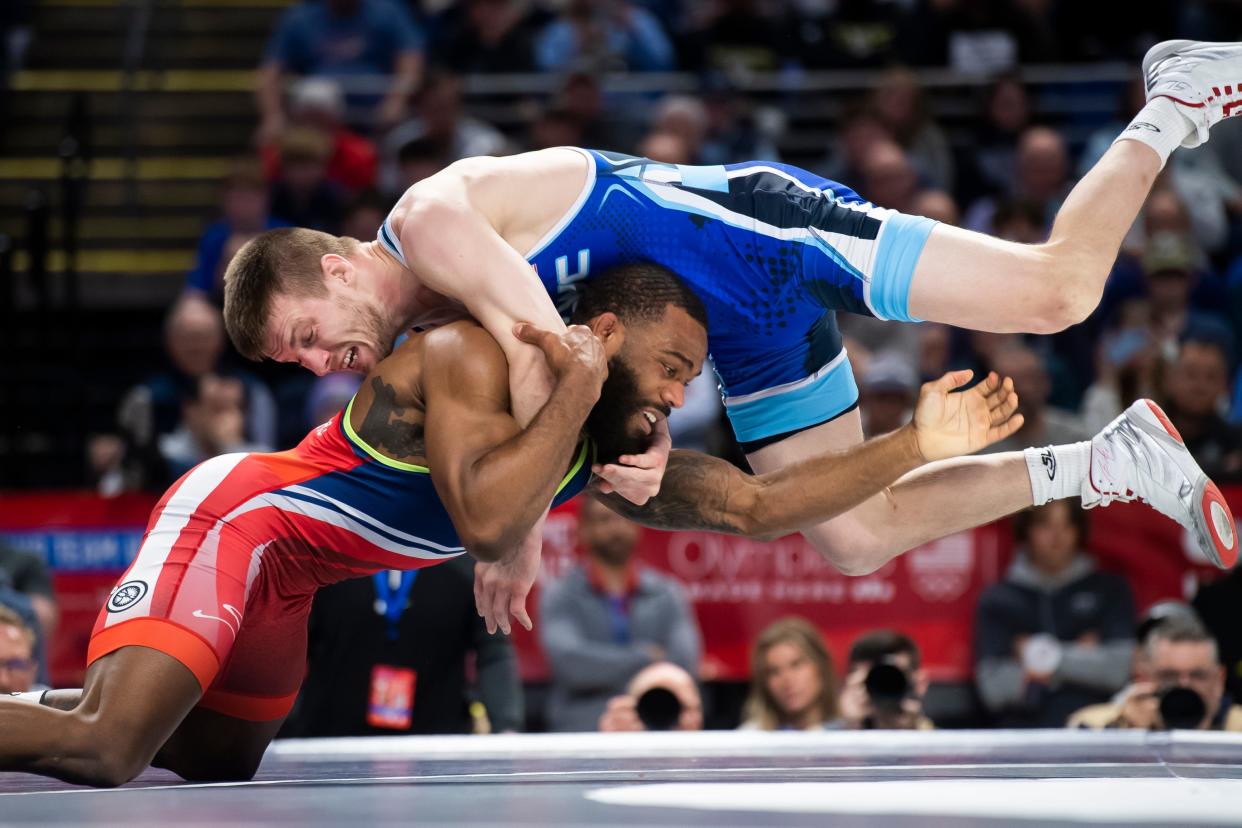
373, 569, 418, 640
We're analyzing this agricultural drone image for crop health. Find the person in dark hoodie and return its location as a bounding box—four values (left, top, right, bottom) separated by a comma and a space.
974, 499, 1136, 727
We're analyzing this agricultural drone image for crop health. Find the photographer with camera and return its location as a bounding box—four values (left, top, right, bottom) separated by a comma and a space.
1070, 615, 1242, 731
838, 630, 934, 730
597, 661, 703, 732
975, 499, 1136, 728
540, 494, 701, 732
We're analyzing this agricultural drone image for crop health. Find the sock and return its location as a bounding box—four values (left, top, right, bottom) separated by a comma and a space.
1024, 442, 1091, 506
1113, 97, 1194, 168
7, 690, 47, 705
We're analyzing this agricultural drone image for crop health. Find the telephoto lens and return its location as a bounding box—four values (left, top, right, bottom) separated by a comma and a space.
1158, 686, 1207, 730
635, 686, 683, 731
864, 661, 911, 712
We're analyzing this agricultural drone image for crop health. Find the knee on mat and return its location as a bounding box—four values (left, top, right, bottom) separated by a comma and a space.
67, 715, 165, 788
169, 752, 263, 783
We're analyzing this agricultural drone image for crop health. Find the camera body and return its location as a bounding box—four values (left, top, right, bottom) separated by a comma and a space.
860, 657, 921, 729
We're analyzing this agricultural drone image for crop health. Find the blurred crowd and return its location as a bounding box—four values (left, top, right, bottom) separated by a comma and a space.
15, 0, 1242, 735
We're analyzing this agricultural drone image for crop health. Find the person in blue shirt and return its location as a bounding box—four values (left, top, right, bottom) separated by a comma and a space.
256, 0, 425, 138
185, 162, 288, 305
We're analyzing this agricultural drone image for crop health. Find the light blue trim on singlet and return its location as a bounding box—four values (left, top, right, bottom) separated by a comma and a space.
676, 163, 729, 193
377, 215, 408, 266
723, 350, 859, 444
868, 213, 937, 323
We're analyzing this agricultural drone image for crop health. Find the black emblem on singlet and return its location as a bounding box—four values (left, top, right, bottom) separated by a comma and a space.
106, 580, 148, 612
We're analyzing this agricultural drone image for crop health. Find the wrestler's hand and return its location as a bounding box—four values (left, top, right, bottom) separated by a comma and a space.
473, 524, 542, 636
912, 370, 1023, 462
514, 322, 608, 393
591, 416, 671, 505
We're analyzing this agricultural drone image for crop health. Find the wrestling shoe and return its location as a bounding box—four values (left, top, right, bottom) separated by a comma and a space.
1142, 39, 1242, 148
1083, 399, 1237, 569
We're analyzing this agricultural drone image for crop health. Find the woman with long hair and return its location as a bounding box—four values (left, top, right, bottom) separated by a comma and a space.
741, 617, 840, 731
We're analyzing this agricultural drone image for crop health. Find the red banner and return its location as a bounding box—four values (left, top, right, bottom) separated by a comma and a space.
1, 490, 1234, 687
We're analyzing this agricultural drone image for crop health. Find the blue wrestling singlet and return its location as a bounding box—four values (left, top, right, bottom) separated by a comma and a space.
379, 148, 937, 446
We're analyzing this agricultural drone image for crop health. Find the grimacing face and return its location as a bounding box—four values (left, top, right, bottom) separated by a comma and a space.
585, 305, 708, 463
265, 285, 397, 377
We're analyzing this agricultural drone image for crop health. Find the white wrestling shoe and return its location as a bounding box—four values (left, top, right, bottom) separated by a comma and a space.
1084, 399, 1237, 569
1142, 39, 1242, 148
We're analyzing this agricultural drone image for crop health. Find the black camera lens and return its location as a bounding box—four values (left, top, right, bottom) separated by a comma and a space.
1158, 686, 1206, 730
864, 662, 910, 711
635, 686, 682, 731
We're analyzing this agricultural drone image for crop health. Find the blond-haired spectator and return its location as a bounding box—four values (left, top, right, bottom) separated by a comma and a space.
740, 617, 841, 731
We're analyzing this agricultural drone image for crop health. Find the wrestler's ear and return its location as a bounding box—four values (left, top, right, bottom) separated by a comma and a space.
321, 253, 353, 286
588, 312, 625, 357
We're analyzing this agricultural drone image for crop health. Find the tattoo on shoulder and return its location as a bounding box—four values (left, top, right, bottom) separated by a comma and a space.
356, 377, 426, 462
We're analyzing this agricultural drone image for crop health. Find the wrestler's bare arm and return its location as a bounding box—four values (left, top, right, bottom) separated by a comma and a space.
599, 372, 1024, 538
420, 321, 606, 561
393, 152, 585, 428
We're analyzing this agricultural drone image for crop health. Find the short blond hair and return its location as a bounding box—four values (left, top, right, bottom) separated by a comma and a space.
222, 227, 352, 360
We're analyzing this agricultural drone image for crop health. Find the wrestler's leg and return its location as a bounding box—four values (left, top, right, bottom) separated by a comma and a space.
0, 646, 201, 787
152, 707, 283, 783
906, 140, 1161, 335
745, 408, 1033, 575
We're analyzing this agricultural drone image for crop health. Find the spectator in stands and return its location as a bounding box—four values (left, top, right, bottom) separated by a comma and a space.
285, 556, 522, 736
649, 96, 709, 163
554, 71, 641, 151
698, 77, 782, 165
991, 199, 1045, 244
958, 74, 1031, 205
540, 493, 701, 732
0, 542, 56, 684
269, 127, 346, 233
106, 295, 277, 491
0, 542, 56, 670
976, 500, 1136, 728
388, 136, 450, 198
305, 372, 362, 433
261, 78, 377, 196
535, 0, 675, 73
1080, 300, 1161, 433
1160, 333, 1242, 482
869, 68, 954, 190
340, 189, 388, 243
860, 140, 918, 214
793, 0, 913, 69
0, 606, 41, 695
597, 661, 703, 732
1193, 567, 1242, 702
917, 323, 952, 382
528, 105, 585, 152
909, 190, 960, 227
1069, 615, 1242, 731
965, 126, 1072, 236
740, 617, 841, 731
430, 0, 539, 75
981, 343, 1090, 454
637, 130, 693, 165
381, 72, 507, 192
160, 374, 273, 480
257, 0, 425, 138
185, 160, 287, 305
838, 629, 933, 730
818, 104, 891, 188
860, 352, 919, 438
684, 0, 790, 75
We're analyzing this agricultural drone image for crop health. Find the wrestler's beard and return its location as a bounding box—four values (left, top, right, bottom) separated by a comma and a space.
359, 301, 397, 360
585, 356, 652, 465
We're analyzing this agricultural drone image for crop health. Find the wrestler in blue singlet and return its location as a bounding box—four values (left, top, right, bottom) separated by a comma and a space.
380, 149, 937, 449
